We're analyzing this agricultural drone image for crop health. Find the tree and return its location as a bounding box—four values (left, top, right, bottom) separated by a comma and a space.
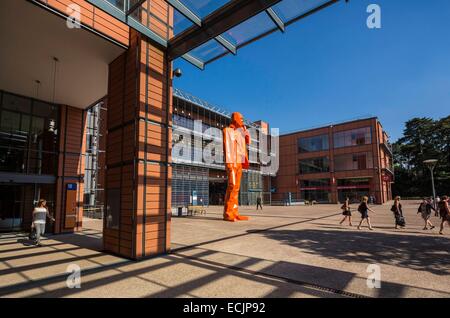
392, 116, 450, 197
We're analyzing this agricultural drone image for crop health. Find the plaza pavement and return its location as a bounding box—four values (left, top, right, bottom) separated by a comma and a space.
0, 201, 449, 298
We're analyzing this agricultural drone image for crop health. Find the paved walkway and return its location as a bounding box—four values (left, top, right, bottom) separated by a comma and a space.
1, 202, 449, 298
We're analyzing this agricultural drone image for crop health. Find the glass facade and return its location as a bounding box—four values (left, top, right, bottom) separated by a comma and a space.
334, 152, 373, 171
0, 91, 59, 175
337, 178, 371, 203
239, 170, 263, 206
299, 157, 330, 174
172, 164, 209, 208
300, 179, 330, 188
0, 91, 59, 231
337, 189, 370, 204
300, 190, 330, 203
333, 127, 372, 148
337, 178, 371, 187
298, 135, 329, 153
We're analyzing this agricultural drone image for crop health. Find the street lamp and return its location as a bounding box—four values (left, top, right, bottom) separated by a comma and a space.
423, 159, 438, 208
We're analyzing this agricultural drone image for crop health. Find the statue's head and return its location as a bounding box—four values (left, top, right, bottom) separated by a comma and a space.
231, 112, 244, 128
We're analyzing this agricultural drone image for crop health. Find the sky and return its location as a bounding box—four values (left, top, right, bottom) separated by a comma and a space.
173, 0, 450, 142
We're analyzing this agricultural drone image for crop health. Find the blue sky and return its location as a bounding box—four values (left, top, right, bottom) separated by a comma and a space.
173, 0, 450, 142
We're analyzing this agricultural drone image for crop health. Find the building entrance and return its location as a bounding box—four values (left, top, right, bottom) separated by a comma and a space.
209, 181, 226, 205
0, 183, 55, 232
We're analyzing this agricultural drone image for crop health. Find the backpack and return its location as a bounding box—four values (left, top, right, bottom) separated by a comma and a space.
357, 203, 365, 214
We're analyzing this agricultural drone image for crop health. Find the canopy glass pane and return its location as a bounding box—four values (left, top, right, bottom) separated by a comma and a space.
220, 11, 275, 47
189, 39, 228, 62
272, 0, 332, 23
173, 9, 194, 35
180, 0, 231, 18
106, 0, 126, 11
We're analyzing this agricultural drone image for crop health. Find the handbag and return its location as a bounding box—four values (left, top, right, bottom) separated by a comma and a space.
396, 215, 406, 227
29, 227, 37, 241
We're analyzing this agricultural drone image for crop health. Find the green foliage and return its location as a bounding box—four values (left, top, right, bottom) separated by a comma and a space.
392, 115, 450, 197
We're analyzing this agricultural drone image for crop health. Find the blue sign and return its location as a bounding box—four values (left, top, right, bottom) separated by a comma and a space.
67, 183, 77, 191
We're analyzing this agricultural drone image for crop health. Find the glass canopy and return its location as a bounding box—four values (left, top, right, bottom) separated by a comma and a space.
86, 0, 340, 69
170, 0, 340, 68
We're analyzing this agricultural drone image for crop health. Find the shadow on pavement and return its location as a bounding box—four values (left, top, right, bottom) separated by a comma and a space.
257, 228, 450, 276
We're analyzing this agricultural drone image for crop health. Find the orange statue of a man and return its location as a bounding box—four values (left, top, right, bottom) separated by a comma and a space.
223, 112, 250, 222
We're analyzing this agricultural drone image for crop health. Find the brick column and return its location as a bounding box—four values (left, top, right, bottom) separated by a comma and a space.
328, 126, 337, 203
55, 105, 86, 234
104, 29, 172, 260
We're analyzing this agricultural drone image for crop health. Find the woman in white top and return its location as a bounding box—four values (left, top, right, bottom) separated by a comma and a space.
32, 199, 55, 246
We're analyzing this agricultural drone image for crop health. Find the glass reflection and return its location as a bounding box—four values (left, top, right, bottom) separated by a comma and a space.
0, 91, 59, 175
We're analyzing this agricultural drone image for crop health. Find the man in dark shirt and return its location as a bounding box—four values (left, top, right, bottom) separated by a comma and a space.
256, 196, 263, 211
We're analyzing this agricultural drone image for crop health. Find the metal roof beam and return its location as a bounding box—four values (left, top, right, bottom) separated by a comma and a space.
166, 0, 201, 26
265, 7, 285, 32
181, 53, 205, 70
215, 35, 237, 55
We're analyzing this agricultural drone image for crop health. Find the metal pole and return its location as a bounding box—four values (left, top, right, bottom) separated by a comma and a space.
430, 167, 437, 209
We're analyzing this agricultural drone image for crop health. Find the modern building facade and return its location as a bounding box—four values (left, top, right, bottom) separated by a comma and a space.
273, 118, 394, 204
0, 0, 343, 259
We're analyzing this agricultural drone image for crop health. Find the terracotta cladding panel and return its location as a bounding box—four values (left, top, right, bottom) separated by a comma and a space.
41, 0, 93, 27
333, 145, 373, 155
104, 238, 120, 252
334, 170, 375, 179
39, 0, 129, 46
332, 119, 374, 132
144, 243, 165, 255
151, 0, 169, 19
298, 172, 331, 180
103, 228, 119, 239
63, 155, 81, 176
284, 127, 330, 139
145, 230, 166, 241
104, 34, 172, 258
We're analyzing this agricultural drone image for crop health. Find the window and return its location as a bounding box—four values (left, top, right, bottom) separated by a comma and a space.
334, 152, 373, 171
300, 179, 330, 188
333, 127, 372, 148
299, 157, 330, 174
300, 190, 331, 203
298, 135, 329, 153
337, 178, 371, 187
0, 92, 59, 175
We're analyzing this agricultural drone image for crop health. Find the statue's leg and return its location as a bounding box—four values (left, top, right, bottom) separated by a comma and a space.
234, 166, 249, 221
223, 167, 237, 221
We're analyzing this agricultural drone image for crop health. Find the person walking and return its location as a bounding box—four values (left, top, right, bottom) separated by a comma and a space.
417, 198, 436, 230
391, 196, 406, 229
256, 196, 263, 211
31, 199, 55, 246
357, 196, 375, 230
435, 196, 441, 214
438, 196, 450, 235
339, 197, 352, 226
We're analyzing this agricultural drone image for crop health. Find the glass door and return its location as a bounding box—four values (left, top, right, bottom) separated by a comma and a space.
0, 185, 23, 231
